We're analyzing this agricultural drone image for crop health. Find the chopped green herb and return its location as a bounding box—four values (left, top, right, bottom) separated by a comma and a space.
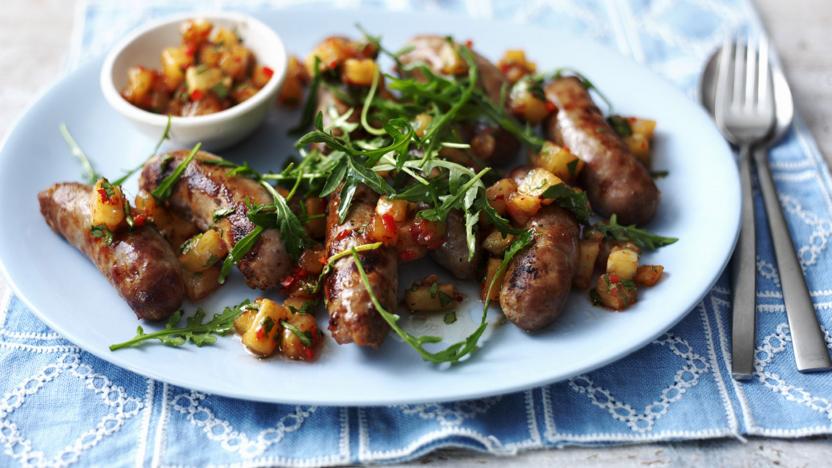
212, 83, 229, 99
212, 206, 235, 222
443, 311, 457, 325
650, 170, 669, 179
218, 225, 264, 284
59, 123, 100, 185
607, 115, 632, 137
90, 225, 113, 246
281, 320, 313, 347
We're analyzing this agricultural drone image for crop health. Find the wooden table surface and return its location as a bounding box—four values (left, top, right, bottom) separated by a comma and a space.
1, 1, 831, 466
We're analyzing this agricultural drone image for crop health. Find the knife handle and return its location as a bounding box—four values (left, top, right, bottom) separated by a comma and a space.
754, 146, 832, 372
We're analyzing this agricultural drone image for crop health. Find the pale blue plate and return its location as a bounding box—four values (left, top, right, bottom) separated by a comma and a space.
0, 8, 739, 405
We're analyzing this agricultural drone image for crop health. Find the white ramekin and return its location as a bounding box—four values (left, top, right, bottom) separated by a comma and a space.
100, 12, 287, 151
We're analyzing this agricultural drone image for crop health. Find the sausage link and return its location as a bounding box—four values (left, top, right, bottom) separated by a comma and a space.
430, 210, 482, 279
324, 185, 397, 347
140, 150, 291, 290
499, 206, 579, 331
399, 35, 519, 165
38, 182, 185, 321
545, 77, 659, 225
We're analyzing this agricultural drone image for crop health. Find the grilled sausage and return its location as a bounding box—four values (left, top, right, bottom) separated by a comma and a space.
545, 77, 659, 225
398, 35, 519, 165
430, 210, 482, 279
140, 150, 291, 290
499, 206, 579, 331
38, 182, 185, 321
324, 184, 397, 347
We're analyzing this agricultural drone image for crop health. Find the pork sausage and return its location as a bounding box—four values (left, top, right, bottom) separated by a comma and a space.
38, 182, 185, 321
430, 210, 482, 279
324, 184, 398, 347
545, 77, 658, 225
140, 150, 291, 290
499, 206, 579, 331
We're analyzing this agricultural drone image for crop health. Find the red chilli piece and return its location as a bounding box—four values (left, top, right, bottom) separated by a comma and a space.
465, 39, 474, 49
256, 326, 266, 341
381, 214, 397, 235
133, 213, 147, 227
262, 66, 274, 79
97, 188, 109, 203
190, 89, 204, 101
545, 101, 556, 112
609, 273, 620, 284
399, 249, 420, 262
335, 228, 353, 241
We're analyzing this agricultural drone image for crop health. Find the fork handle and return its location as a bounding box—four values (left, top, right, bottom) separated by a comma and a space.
753, 146, 832, 372
731, 144, 757, 380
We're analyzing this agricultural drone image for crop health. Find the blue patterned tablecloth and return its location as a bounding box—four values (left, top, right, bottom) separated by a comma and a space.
3, 0, 832, 466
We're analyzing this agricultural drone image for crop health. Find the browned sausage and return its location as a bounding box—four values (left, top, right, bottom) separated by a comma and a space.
398, 35, 519, 165
38, 182, 185, 321
430, 210, 482, 279
499, 206, 579, 331
324, 184, 397, 347
140, 150, 291, 290
545, 77, 659, 225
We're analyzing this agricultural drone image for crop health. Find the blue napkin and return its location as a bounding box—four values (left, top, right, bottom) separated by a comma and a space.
3, 0, 832, 466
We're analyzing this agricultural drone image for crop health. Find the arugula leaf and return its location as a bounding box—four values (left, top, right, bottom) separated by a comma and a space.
418, 168, 489, 222
594, 214, 678, 250
319, 157, 347, 197
109, 300, 251, 350
151, 143, 202, 200
650, 170, 669, 179
59, 123, 100, 184
540, 184, 592, 224
337, 180, 358, 224
259, 181, 309, 259
218, 225, 264, 284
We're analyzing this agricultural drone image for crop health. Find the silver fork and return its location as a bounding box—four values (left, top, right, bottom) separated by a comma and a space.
714, 37, 775, 380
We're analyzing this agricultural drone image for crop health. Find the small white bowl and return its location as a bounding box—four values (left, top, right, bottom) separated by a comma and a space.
100, 12, 287, 151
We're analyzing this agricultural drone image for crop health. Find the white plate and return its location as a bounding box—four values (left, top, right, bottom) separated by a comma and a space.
0, 8, 739, 405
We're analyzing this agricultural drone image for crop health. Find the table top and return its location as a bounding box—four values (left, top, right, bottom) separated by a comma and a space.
1, 0, 830, 465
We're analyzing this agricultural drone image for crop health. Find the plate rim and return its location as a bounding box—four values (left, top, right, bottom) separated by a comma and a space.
0, 9, 740, 406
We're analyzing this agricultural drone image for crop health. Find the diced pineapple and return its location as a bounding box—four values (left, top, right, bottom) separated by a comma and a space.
341, 58, 378, 86
90, 178, 126, 232
531, 142, 585, 182
370, 213, 398, 246
630, 118, 656, 139
624, 133, 650, 165
219, 44, 252, 81
241, 298, 290, 357
412, 113, 433, 138
376, 196, 409, 222
122, 66, 157, 107
634, 265, 664, 287
505, 192, 541, 226
485, 178, 517, 215
497, 49, 537, 83
509, 79, 550, 123
277, 56, 309, 106
212, 27, 239, 47
305, 36, 356, 75
281, 312, 319, 361
198, 44, 221, 67
185, 65, 224, 93
160, 46, 193, 91
179, 229, 228, 273
182, 266, 222, 301
233, 309, 257, 335
405, 278, 461, 313
594, 274, 638, 310
482, 231, 515, 256
298, 248, 325, 275
481, 258, 505, 301
438, 41, 467, 75
180, 19, 213, 46
606, 247, 639, 280
574, 238, 601, 290
517, 167, 563, 201
251, 65, 274, 89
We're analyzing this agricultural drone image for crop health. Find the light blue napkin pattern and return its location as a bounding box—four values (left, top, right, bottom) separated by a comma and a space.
2, 0, 832, 466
